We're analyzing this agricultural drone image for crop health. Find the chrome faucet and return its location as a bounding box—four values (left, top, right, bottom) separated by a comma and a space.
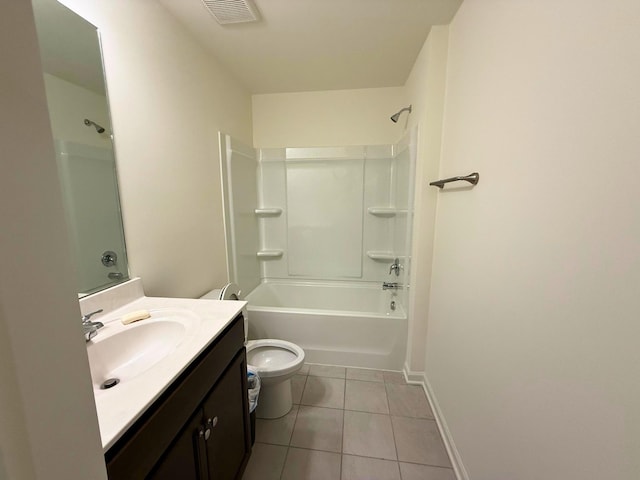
389, 258, 402, 277
382, 282, 400, 290
82, 309, 104, 342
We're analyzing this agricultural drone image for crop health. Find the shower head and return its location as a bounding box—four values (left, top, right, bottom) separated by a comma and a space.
390, 105, 412, 123
84, 118, 106, 134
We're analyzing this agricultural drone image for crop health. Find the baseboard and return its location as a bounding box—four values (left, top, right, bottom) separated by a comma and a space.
403, 363, 470, 480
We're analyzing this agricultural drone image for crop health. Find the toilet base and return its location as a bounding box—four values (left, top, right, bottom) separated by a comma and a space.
255, 378, 293, 419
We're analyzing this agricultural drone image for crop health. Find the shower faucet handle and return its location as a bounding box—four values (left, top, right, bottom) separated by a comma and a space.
389, 258, 402, 276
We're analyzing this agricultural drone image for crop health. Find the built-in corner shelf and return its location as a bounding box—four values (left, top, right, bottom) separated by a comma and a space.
367, 207, 408, 217
256, 250, 283, 259
255, 208, 282, 217
366, 251, 396, 261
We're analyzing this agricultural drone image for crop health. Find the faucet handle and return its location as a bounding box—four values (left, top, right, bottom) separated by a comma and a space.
82, 309, 103, 323
389, 258, 402, 276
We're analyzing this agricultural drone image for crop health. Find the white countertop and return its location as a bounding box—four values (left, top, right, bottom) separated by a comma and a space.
88, 295, 245, 451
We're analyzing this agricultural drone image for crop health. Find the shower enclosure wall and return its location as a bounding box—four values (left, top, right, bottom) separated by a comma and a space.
219, 131, 416, 369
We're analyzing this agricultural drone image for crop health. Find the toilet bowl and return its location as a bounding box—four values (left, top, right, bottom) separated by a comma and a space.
246, 339, 304, 418
201, 283, 305, 419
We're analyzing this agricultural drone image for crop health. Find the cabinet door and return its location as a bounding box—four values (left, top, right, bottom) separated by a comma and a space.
147, 409, 208, 480
203, 351, 251, 480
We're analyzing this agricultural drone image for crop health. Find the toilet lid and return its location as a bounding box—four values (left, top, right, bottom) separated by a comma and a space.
201, 283, 248, 342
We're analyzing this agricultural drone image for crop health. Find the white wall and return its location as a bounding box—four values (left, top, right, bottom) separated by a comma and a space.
253, 87, 406, 148
59, 0, 253, 298
403, 27, 450, 373
426, 1, 640, 478
0, 1, 106, 478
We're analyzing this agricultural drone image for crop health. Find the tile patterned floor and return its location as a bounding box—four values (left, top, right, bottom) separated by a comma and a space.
242, 364, 456, 480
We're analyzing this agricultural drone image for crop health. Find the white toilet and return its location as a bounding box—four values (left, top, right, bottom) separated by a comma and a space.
201, 283, 305, 419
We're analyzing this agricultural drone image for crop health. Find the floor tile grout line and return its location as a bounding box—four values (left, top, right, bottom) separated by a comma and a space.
298, 373, 308, 405
397, 460, 457, 470
287, 396, 302, 451
342, 373, 347, 412
338, 418, 344, 480
345, 451, 454, 476
256, 441, 434, 464
385, 381, 402, 472
341, 408, 346, 463
296, 403, 348, 412
284, 375, 306, 475
280, 444, 341, 455
308, 363, 403, 374
278, 445, 289, 480
286, 405, 300, 445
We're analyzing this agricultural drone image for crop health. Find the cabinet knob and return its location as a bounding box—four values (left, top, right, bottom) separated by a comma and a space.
204, 428, 211, 441
207, 416, 218, 428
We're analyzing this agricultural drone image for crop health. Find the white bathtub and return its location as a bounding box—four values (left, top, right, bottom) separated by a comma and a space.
245, 281, 407, 370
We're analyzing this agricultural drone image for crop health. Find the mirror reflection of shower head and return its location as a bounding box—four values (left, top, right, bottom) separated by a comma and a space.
390, 105, 412, 123
84, 118, 106, 134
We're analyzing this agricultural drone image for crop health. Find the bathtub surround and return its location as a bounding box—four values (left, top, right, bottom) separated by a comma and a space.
286, 153, 365, 278
258, 144, 414, 284
219, 134, 261, 294
221, 137, 415, 289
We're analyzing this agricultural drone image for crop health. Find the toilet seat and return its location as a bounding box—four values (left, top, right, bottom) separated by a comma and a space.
246, 339, 305, 379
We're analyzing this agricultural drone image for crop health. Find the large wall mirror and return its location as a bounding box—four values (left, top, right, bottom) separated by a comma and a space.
32, 0, 129, 296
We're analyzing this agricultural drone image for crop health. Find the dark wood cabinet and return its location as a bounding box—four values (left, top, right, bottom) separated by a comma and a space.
203, 354, 249, 479
106, 315, 251, 480
147, 410, 205, 480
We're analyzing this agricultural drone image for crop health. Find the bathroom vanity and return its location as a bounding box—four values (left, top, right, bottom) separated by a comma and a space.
105, 314, 250, 479
81, 279, 252, 480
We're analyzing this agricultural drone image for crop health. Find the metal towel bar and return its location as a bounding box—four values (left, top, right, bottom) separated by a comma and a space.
429, 172, 479, 189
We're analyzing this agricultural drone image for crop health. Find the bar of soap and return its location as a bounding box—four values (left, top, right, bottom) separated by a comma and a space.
121, 310, 151, 325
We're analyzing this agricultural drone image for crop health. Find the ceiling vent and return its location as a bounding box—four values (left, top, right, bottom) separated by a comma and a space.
201, 0, 260, 25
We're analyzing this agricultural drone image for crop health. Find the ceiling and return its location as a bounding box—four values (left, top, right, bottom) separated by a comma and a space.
157, 0, 463, 94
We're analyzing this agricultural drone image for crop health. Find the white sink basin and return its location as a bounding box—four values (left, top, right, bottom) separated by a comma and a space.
87, 309, 200, 390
